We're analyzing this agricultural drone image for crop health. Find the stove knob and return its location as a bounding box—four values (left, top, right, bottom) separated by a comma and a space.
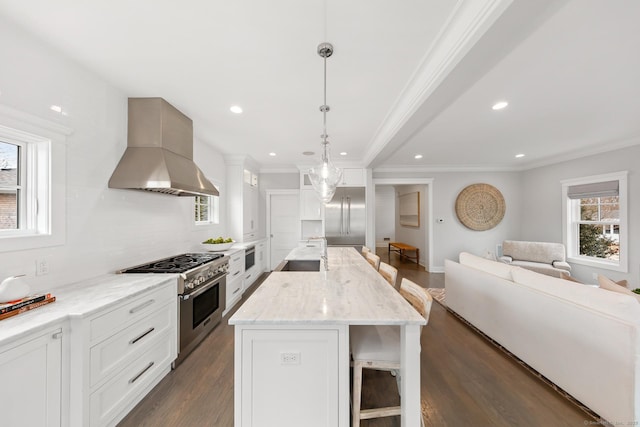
186, 281, 194, 289
198, 276, 205, 285
208, 271, 214, 278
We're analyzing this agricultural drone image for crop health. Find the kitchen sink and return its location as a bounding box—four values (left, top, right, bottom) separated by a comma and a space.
275, 260, 321, 272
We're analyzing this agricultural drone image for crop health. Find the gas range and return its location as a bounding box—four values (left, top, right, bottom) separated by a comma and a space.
118, 253, 229, 295
119, 253, 230, 366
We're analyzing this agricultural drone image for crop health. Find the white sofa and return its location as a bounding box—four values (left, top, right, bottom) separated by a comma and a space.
499, 240, 571, 277
445, 252, 640, 424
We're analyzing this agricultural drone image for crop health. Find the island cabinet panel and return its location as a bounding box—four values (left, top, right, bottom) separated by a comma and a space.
0, 325, 63, 427
236, 326, 348, 427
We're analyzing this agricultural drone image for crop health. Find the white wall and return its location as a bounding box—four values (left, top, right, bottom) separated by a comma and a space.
0, 16, 226, 293
374, 171, 522, 270
375, 186, 395, 247
520, 143, 640, 286
394, 185, 428, 266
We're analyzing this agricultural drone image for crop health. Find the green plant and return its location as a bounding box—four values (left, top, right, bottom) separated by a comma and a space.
632, 289, 640, 295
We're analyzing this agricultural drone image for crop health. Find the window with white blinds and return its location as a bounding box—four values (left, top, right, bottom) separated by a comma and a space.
561, 172, 628, 272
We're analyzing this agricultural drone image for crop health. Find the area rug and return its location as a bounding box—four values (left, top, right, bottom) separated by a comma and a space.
426, 287, 446, 307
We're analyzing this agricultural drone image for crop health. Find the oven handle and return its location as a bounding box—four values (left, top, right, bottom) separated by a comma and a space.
180, 277, 223, 301
245, 246, 256, 255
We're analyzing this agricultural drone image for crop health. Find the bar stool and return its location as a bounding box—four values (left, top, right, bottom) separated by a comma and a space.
378, 262, 398, 288
350, 278, 433, 426
365, 252, 380, 270
361, 246, 371, 255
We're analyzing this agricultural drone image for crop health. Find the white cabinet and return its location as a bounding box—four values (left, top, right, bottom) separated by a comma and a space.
225, 249, 245, 315
236, 326, 344, 426
243, 179, 259, 241
0, 325, 63, 427
337, 168, 365, 187
226, 156, 262, 242
70, 283, 177, 427
256, 240, 266, 273
300, 189, 323, 220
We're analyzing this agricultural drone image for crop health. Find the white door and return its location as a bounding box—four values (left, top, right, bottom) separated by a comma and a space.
269, 192, 300, 270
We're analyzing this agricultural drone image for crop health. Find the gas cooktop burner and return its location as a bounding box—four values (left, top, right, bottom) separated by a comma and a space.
121, 253, 224, 274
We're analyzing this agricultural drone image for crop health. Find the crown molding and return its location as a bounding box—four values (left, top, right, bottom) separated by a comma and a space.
361, 0, 514, 167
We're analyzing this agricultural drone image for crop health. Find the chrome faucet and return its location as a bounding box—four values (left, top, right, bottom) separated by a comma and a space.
308, 237, 328, 271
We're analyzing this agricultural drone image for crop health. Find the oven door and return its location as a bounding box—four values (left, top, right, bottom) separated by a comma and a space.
177, 275, 226, 364
245, 246, 256, 270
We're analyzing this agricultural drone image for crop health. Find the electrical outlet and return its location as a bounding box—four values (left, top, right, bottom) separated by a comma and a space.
280, 352, 301, 365
36, 258, 49, 276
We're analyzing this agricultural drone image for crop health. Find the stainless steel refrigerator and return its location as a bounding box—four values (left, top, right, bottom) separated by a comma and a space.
325, 187, 366, 246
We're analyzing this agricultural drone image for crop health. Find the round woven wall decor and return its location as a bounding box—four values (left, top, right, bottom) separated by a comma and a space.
455, 183, 505, 231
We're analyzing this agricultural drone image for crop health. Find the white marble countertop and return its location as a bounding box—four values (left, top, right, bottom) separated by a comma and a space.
229, 247, 425, 326
284, 246, 322, 260
0, 274, 176, 347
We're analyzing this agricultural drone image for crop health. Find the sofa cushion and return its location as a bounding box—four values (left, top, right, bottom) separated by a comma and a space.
511, 268, 640, 323
598, 274, 640, 303
552, 260, 571, 271
510, 260, 566, 278
503, 240, 566, 264
459, 252, 513, 281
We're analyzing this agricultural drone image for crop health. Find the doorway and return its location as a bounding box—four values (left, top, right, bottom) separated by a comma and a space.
266, 190, 300, 270
370, 178, 434, 272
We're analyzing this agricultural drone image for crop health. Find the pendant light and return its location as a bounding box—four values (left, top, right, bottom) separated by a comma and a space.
309, 42, 342, 203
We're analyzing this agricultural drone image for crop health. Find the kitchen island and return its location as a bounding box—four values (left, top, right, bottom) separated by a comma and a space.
229, 247, 425, 427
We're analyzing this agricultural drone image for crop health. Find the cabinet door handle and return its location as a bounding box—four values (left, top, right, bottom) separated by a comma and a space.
233, 271, 240, 277
52, 331, 63, 340
233, 287, 241, 295
129, 361, 155, 384
129, 299, 155, 314
129, 327, 155, 345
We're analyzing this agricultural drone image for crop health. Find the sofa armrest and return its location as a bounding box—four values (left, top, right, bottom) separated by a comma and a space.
552, 260, 571, 271
498, 256, 513, 264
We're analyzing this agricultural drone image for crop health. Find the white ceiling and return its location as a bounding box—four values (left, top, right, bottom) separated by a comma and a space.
0, 0, 638, 172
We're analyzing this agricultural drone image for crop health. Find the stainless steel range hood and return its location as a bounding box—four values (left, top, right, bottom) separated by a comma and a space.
109, 97, 219, 197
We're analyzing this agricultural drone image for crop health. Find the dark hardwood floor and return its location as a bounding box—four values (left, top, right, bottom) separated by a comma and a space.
118, 248, 591, 427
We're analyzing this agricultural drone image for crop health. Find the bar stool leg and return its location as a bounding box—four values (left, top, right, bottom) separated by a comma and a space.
352, 361, 363, 426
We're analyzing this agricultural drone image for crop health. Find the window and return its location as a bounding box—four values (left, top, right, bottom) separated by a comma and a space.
195, 194, 219, 225
0, 105, 69, 252
0, 141, 21, 230
562, 172, 628, 272
0, 132, 48, 238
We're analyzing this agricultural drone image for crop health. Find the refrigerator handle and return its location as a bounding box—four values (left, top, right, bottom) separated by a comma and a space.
347, 197, 351, 234
340, 197, 344, 235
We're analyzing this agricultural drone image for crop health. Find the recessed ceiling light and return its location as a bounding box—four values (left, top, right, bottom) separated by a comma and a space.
269, 152, 276, 157
492, 101, 508, 110
340, 152, 347, 156
414, 154, 423, 159
515, 153, 525, 158
230, 105, 243, 114
302, 151, 315, 156
50, 105, 62, 113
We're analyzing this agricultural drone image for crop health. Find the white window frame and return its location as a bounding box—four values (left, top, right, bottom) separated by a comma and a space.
194, 184, 220, 226
0, 105, 70, 252
561, 171, 628, 272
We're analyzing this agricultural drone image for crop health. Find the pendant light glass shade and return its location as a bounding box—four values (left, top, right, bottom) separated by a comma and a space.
308, 42, 342, 204
309, 142, 342, 203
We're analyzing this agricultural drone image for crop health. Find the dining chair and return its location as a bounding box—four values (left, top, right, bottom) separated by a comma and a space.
365, 252, 380, 270
350, 278, 433, 426
378, 262, 398, 288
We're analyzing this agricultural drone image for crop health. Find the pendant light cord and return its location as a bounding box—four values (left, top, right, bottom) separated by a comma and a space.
322, 49, 328, 161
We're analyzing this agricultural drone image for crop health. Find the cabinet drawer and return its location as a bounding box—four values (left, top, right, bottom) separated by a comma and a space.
90, 302, 175, 387
90, 331, 174, 427
90, 284, 175, 343
226, 278, 243, 305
